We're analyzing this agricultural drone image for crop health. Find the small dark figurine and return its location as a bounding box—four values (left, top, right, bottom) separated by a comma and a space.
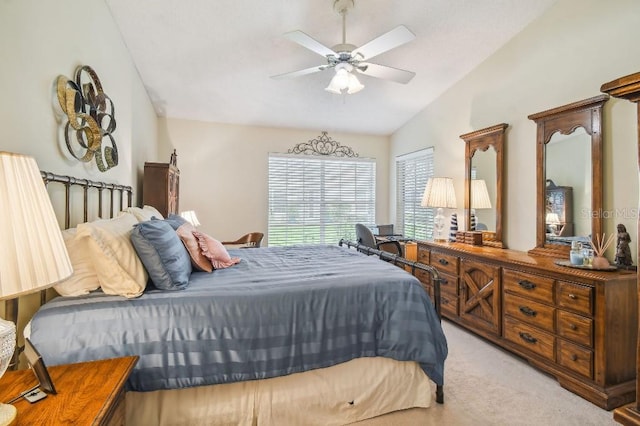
615, 223, 633, 268
170, 149, 178, 167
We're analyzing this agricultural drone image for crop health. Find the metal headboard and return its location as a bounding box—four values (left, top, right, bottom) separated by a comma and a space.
40, 171, 133, 229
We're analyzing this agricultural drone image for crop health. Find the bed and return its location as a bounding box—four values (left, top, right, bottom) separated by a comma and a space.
24, 171, 447, 425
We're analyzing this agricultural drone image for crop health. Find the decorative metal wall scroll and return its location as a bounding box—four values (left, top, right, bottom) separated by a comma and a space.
54, 65, 118, 172
288, 132, 359, 157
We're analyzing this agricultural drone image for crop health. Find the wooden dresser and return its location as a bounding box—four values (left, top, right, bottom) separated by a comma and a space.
142, 162, 180, 218
417, 240, 637, 410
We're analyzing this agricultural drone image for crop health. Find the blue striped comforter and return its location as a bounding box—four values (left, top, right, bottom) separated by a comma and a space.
29, 245, 447, 392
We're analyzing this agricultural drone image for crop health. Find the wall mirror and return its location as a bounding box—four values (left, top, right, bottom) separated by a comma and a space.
461, 123, 507, 248
528, 94, 608, 257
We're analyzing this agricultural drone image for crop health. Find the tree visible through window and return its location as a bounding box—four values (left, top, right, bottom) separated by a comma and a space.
268, 154, 376, 246
396, 148, 435, 240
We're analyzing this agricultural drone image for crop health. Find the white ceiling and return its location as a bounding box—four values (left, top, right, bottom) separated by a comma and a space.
105, 0, 558, 136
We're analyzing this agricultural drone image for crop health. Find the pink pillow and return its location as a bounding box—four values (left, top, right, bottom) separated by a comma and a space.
194, 231, 241, 269
176, 224, 213, 273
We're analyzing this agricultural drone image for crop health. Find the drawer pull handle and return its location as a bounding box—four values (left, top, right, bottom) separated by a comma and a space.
442, 279, 449, 285
571, 354, 578, 361
518, 332, 538, 344
519, 306, 537, 317
518, 280, 536, 290
438, 258, 449, 266
568, 294, 577, 300
569, 324, 577, 330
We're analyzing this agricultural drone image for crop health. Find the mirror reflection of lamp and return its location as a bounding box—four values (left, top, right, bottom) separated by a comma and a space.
546, 212, 561, 236
470, 179, 491, 230
421, 177, 457, 242
180, 210, 201, 228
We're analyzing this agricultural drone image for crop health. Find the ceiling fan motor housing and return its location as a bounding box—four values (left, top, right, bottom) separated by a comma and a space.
333, 0, 354, 15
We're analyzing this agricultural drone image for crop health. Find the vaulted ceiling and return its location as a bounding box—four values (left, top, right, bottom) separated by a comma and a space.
105, 0, 558, 135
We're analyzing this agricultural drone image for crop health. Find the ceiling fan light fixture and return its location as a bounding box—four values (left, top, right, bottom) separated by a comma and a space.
324, 77, 343, 94
325, 62, 362, 95
347, 72, 364, 94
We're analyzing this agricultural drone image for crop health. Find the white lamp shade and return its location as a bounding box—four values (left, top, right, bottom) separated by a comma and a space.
546, 212, 560, 224
471, 179, 492, 209
325, 63, 364, 95
180, 210, 201, 227
346, 73, 364, 94
421, 177, 457, 209
0, 152, 72, 299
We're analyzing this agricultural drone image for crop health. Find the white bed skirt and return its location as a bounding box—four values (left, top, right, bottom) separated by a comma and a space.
126, 357, 433, 425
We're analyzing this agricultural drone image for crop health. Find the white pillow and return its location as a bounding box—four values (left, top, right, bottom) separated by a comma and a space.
53, 228, 101, 296
76, 212, 147, 298
122, 205, 164, 222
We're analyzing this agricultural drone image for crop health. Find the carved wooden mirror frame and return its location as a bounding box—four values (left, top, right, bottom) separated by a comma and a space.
461, 123, 507, 248
528, 94, 609, 258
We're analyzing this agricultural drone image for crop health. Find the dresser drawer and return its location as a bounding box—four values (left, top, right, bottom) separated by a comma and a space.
430, 251, 459, 276
438, 272, 458, 295
415, 269, 431, 291
557, 281, 593, 316
441, 292, 458, 317
503, 293, 555, 333
504, 317, 555, 361
557, 339, 593, 379
503, 269, 554, 304
557, 310, 593, 348
417, 247, 430, 264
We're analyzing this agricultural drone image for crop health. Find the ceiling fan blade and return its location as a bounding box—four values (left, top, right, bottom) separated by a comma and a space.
358, 63, 416, 84
352, 25, 415, 61
284, 30, 336, 58
271, 65, 327, 80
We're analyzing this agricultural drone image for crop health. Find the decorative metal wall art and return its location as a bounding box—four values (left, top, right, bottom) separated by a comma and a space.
288, 132, 359, 157
54, 65, 118, 172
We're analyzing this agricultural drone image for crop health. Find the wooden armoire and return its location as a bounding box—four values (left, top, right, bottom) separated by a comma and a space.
142, 162, 180, 218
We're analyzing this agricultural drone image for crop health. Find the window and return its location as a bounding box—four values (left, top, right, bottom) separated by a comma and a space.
268, 154, 376, 246
396, 148, 435, 239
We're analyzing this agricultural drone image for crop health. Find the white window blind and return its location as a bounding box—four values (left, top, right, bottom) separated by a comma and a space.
396, 148, 435, 240
268, 154, 376, 246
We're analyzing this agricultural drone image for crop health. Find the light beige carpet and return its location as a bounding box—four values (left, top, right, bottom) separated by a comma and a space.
354, 320, 617, 426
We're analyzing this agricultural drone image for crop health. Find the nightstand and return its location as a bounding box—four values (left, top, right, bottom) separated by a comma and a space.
0, 356, 138, 425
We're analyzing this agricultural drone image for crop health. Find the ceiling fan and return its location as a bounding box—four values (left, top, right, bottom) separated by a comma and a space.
272, 0, 416, 94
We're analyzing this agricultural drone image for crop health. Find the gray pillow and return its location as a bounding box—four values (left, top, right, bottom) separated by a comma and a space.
162, 214, 188, 230
131, 220, 192, 290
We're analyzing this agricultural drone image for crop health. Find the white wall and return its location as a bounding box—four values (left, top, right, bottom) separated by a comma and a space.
0, 0, 158, 327
0, 0, 159, 203
157, 118, 390, 244
391, 0, 640, 260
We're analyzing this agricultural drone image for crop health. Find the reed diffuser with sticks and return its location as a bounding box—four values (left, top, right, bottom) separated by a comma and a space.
590, 233, 615, 269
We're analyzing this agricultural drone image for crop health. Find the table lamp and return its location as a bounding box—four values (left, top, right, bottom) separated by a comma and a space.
0, 152, 73, 424
180, 210, 201, 227
421, 177, 457, 242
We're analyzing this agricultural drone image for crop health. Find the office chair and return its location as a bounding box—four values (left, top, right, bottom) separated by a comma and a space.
221, 232, 264, 248
355, 224, 402, 256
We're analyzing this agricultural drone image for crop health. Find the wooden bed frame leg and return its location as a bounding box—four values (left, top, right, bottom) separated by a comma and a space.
436, 384, 444, 404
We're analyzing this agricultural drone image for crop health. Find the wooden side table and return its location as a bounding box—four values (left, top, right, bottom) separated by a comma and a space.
0, 356, 138, 425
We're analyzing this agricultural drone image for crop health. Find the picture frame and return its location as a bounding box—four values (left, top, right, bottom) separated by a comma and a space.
23, 338, 57, 394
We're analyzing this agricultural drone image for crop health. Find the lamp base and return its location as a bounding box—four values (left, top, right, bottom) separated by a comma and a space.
0, 403, 17, 426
